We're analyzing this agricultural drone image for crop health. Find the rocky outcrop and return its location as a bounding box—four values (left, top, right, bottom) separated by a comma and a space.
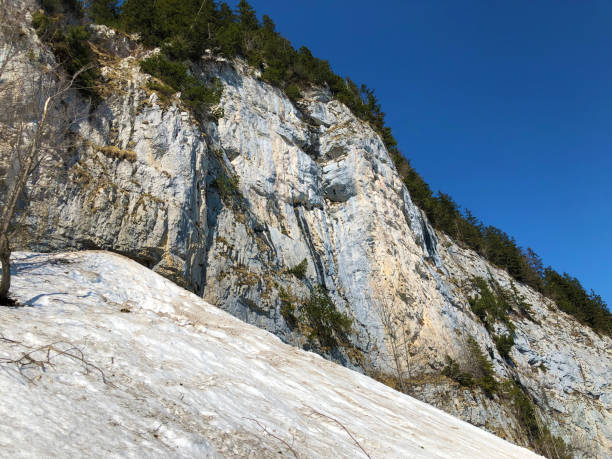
3, 6, 610, 457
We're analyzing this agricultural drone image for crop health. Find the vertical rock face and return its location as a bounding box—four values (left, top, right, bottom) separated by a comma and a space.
202, 59, 441, 362
3, 11, 610, 457
11, 39, 210, 290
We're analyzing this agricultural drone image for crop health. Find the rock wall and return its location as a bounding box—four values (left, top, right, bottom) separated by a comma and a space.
3, 6, 610, 457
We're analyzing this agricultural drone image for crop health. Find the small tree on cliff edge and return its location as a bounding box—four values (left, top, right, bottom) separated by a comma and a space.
86, 0, 119, 26
0, 2, 86, 303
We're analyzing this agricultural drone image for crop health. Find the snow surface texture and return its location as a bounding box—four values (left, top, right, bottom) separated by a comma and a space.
0, 251, 540, 458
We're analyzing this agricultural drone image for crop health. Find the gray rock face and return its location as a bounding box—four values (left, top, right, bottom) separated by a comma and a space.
2, 8, 610, 457
24, 61, 209, 290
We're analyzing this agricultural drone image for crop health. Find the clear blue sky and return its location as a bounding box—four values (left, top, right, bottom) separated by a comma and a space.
228, 0, 611, 306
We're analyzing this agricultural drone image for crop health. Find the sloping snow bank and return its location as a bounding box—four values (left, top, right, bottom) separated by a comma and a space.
0, 251, 540, 458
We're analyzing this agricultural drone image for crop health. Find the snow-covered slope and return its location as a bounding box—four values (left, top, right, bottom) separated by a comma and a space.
0, 251, 539, 458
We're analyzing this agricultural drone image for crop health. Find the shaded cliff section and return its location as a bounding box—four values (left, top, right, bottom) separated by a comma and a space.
3, 6, 610, 458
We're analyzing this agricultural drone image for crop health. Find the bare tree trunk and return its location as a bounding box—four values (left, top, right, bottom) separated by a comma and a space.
0, 104, 47, 234
378, 298, 406, 392
0, 233, 10, 301
0, 1, 87, 302
401, 323, 413, 382
0, 95, 50, 301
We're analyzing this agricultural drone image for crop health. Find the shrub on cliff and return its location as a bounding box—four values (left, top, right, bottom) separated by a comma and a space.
443, 337, 497, 397
502, 380, 572, 459
41, 0, 82, 16
87, 0, 118, 26
287, 259, 307, 280
279, 287, 298, 329
140, 55, 222, 116
466, 337, 498, 396
494, 334, 514, 360
441, 356, 474, 387
468, 277, 513, 330
32, 10, 100, 102
211, 169, 240, 204
301, 286, 352, 348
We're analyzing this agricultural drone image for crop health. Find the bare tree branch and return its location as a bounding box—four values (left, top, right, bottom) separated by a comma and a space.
243, 417, 299, 458
0, 11, 88, 301
0, 334, 113, 386
307, 408, 371, 459
377, 296, 406, 392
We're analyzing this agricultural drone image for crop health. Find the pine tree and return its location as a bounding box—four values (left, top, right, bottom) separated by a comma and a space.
191, 0, 219, 44
87, 0, 117, 25
217, 2, 235, 24
120, 0, 157, 45
237, 0, 258, 30
526, 248, 544, 277
262, 14, 276, 34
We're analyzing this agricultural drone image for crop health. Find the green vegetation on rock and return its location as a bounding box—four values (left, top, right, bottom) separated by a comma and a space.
32, 2, 101, 102
442, 336, 497, 397
442, 338, 570, 458
469, 277, 514, 330
501, 380, 572, 459
468, 277, 518, 359
286, 258, 307, 280
301, 285, 353, 348
139, 54, 222, 117
494, 334, 515, 360
279, 287, 298, 329
279, 284, 352, 349
212, 169, 240, 205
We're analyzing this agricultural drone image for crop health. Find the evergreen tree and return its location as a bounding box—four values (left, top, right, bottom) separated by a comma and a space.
41, 0, 82, 15
191, 0, 219, 45
217, 22, 242, 56
120, 0, 157, 45
217, 2, 235, 24
262, 14, 276, 34
237, 0, 258, 30
87, 0, 117, 25
459, 209, 483, 251
526, 248, 544, 277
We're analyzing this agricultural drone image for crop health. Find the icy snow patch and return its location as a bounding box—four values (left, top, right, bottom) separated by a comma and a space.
0, 251, 540, 458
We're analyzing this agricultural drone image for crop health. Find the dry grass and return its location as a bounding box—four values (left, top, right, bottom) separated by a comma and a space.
234, 265, 259, 287
94, 144, 137, 162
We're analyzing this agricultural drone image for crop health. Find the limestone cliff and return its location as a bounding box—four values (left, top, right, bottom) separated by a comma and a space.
3, 4, 610, 457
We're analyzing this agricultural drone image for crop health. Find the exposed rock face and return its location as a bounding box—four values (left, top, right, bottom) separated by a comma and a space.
3, 6, 610, 457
